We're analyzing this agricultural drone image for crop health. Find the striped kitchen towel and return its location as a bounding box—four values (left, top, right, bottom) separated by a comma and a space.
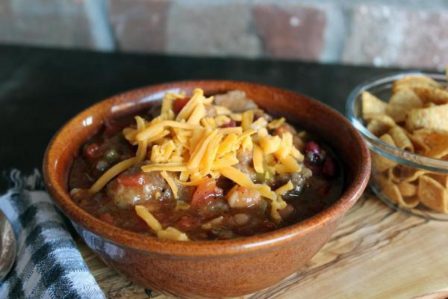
0, 170, 105, 299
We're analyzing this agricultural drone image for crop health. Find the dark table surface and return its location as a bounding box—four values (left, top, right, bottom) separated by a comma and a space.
0, 45, 409, 187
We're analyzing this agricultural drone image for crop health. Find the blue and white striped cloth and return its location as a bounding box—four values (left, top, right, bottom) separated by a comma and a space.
0, 170, 105, 299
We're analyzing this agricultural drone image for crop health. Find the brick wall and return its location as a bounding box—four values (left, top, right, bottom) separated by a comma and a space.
1, 0, 447, 69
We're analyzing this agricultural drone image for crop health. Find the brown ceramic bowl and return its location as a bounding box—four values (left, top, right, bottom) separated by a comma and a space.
43, 80, 370, 298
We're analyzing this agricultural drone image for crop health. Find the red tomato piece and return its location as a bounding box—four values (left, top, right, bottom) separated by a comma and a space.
191, 180, 223, 208
116, 173, 146, 187
173, 98, 190, 114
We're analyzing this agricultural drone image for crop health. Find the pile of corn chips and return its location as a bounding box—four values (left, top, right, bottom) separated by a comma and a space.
361, 71, 448, 213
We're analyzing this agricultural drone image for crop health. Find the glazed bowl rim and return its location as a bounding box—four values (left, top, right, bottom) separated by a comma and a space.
43, 80, 370, 257
346, 71, 448, 174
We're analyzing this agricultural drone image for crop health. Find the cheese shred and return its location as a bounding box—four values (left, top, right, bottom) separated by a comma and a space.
88, 88, 306, 228
160, 171, 179, 199
253, 144, 264, 174
275, 180, 294, 196
135, 205, 189, 241
88, 158, 136, 194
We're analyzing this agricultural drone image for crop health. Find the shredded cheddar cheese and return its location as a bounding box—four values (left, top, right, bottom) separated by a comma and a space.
135, 205, 189, 241
275, 180, 294, 195
88, 157, 137, 194
220, 166, 254, 188
89, 88, 306, 228
136, 121, 196, 142
88, 115, 149, 194
141, 163, 187, 172
253, 144, 264, 174
160, 171, 178, 199
241, 110, 254, 131
268, 117, 285, 129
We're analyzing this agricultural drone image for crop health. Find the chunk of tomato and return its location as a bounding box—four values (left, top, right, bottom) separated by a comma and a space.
191, 180, 223, 208
116, 173, 146, 187
173, 98, 190, 114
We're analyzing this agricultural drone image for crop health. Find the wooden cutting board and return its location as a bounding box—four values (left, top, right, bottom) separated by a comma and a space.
77, 192, 448, 299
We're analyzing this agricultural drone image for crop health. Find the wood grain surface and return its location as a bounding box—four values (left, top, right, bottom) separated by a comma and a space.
78, 193, 448, 299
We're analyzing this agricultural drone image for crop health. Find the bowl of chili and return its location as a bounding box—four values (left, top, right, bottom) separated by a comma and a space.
43, 80, 370, 297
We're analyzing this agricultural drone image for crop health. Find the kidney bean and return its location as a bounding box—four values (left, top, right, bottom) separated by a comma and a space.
305, 141, 320, 154
304, 141, 325, 165
83, 143, 100, 159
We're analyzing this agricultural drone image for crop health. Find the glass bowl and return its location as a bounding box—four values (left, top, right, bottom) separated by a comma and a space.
346, 71, 448, 221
